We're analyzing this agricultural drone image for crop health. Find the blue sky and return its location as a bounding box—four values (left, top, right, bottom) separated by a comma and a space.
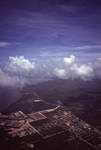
1, 0, 101, 110
0, 0, 101, 61
0, 0, 101, 83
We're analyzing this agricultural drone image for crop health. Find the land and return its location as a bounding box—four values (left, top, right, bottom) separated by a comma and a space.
0, 103, 101, 150
34, 78, 101, 128
0, 78, 101, 149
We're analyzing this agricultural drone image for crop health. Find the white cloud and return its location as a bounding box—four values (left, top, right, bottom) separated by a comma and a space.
0, 56, 36, 88
63, 55, 75, 65
0, 69, 28, 88
0, 42, 11, 47
53, 55, 93, 80
72, 64, 93, 79
5, 56, 35, 75
72, 45, 101, 50
54, 68, 66, 78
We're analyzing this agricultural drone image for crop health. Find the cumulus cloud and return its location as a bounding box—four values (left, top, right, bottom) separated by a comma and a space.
54, 68, 66, 78
54, 55, 93, 80
0, 69, 28, 88
63, 55, 75, 65
0, 42, 11, 47
0, 56, 36, 88
5, 56, 35, 75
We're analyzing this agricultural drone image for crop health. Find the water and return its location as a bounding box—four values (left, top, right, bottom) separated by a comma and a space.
0, 86, 20, 111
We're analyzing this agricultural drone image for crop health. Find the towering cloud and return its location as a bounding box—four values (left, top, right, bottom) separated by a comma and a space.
54, 55, 93, 80
63, 55, 75, 65
5, 56, 35, 75
0, 56, 36, 88
0, 55, 101, 89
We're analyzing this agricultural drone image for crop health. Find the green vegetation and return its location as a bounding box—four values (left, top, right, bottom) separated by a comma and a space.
2, 78, 101, 128
35, 78, 101, 127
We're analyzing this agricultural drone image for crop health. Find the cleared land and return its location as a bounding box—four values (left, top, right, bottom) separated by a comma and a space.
34, 78, 101, 128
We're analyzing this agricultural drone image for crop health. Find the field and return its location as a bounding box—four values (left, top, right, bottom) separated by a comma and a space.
35, 78, 101, 128
2, 78, 101, 128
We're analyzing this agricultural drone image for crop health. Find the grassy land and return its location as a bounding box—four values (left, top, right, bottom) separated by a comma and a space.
35, 78, 101, 128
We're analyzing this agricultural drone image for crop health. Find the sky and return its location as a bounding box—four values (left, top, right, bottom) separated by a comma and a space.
0, 0, 101, 86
